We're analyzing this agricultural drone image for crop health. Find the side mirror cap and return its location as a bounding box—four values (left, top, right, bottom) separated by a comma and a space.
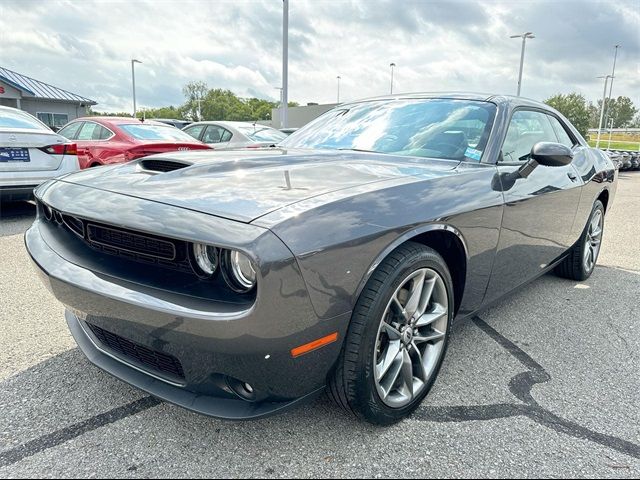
531, 142, 573, 167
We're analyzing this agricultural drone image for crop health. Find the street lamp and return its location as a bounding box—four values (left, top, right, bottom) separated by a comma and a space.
510, 32, 535, 96
336, 75, 341, 103
607, 117, 615, 150
131, 59, 142, 118
281, 0, 289, 128
274, 86, 284, 128
596, 75, 614, 149
603, 44, 621, 131
389, 63, 396, 94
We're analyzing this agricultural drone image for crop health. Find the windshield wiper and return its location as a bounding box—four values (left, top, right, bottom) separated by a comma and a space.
337, 148, 378, 153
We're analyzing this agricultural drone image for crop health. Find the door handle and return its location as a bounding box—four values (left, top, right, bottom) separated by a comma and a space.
567, 172, 578, 182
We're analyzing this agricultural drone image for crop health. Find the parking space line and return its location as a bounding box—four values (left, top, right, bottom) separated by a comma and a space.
0, 396, 161, 468
414, 316, 640, 461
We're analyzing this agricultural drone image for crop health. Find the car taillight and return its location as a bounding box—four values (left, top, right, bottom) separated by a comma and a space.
39, 143, 77, 155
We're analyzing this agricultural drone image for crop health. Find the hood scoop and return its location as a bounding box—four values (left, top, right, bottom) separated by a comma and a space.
139, 158, 191, 173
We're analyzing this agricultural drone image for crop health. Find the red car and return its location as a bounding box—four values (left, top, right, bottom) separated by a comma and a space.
57, 117, 211, 169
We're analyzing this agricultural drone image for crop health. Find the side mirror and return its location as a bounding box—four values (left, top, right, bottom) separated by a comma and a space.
531, 142, 573, 167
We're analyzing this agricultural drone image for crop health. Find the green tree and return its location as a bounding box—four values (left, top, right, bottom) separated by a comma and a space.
182, 81, 209, 121
594, 96, 638, 128
137, 105, 186, 120
544, 93, 591, 137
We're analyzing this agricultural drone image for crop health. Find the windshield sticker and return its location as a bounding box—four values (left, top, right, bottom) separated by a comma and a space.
465, 147, 483, 162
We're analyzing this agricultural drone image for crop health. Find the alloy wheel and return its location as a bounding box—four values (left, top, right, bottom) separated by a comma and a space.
583, 209, 603, 273
373, 268, 449, 408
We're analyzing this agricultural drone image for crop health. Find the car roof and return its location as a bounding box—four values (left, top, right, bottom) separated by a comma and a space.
71, 117, 169, 126
188, 120, 277, 129
343, 92, 551, 110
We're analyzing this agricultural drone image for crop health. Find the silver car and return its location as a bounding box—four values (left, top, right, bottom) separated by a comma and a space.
0, 106, 79, 202
182, 121, 287, 150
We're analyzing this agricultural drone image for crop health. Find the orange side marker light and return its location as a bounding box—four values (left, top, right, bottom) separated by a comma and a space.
291, 332, 339, 358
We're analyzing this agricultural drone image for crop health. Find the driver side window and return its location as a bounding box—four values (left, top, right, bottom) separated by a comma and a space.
501, 110, 558, 163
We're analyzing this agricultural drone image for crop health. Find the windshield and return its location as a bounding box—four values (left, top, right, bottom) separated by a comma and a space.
281, 99, 497, 161
237, 126, 287, 143
0, 109, 48, 131
120, 124, 198, 142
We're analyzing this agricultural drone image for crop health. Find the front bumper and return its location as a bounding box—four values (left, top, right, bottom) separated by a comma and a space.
65, 310, 324, 419
25, 182, 350, 419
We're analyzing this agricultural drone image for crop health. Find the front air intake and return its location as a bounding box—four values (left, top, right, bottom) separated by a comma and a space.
140, 159, 190, 173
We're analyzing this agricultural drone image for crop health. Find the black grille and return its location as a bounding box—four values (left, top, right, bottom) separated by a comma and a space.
140, 159, 189, 172
87, 323, 185, 381
41, 205, 195, 275
87, 224, 176, 260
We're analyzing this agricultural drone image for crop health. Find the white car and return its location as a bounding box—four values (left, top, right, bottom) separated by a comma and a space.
0, 106, 79, 202
182, 121, 287, 150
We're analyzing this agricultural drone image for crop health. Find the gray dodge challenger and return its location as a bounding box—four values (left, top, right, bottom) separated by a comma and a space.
26, 93, 617, 424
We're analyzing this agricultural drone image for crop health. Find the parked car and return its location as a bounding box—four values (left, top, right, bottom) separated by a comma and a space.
58, 117, 210, 169
0, 106, 78, 201
279, 128, 299, 136
26, 93, 617, 425
605, 151, 623, 170
182, 121, 287, 149
150, 118, 192, 129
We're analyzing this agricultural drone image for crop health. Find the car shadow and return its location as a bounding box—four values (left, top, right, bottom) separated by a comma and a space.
0, 201, 36, 237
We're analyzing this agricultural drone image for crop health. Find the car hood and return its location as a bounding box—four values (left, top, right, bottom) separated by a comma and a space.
60, 148, 459, 223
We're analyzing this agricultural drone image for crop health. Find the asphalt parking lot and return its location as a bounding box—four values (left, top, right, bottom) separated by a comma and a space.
0, 174, 638, 478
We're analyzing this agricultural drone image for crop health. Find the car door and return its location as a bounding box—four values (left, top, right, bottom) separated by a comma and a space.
484, 109, 583, 303
74, 121, 101, 168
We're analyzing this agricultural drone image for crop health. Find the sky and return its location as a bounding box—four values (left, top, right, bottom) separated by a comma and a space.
1, 0, 638, 113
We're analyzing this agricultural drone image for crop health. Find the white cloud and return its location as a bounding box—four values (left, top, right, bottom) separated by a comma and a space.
1, 0, 637, 112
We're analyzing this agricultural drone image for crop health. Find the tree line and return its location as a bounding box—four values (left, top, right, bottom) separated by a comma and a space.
544, 93, 638, 137
91, 81, 298, 122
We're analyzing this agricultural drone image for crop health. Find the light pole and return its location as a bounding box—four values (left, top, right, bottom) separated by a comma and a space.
336, 75, 341, 103
281, 0, 289, 129
596, 75, 614, 148
389, 63, 396, 94
274, 86, 283, 126
607, 117, 615, 150
603, 44, 621, 131
510, 32, 535, 96
131, 59, 142, 118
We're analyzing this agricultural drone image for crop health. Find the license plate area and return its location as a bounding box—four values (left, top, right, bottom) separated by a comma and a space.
0, 147, 30, 162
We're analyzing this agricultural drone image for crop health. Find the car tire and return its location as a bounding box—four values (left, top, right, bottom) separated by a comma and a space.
327, 242, 453, 425
555, 200, 605, 281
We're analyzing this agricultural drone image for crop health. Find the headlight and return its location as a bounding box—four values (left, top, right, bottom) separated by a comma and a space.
191, 243, 219, 277
223, 250, 257, 292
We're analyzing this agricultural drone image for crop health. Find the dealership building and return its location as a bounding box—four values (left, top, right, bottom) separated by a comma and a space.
272, 103, 338, 128
0, 66, 96, 129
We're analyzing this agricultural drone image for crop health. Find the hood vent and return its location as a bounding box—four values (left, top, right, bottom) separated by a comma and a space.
139, 159, 190, 173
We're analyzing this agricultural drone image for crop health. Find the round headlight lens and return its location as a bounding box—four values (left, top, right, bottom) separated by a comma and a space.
192, 244, 218, 276
226, 250, 257, 291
